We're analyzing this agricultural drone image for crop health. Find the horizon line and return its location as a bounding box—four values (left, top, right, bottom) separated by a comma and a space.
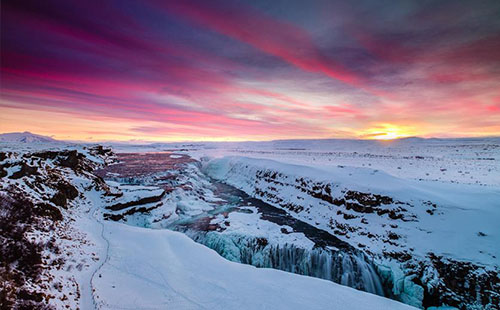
1, 131, 500, 145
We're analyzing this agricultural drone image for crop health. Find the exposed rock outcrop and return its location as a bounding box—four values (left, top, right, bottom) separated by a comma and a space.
0, 146, 115, 309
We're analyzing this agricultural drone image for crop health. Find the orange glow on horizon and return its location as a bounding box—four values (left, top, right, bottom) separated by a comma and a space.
2, 105, 499, 143
2, 1, 500, 143
358, 124, 418, 140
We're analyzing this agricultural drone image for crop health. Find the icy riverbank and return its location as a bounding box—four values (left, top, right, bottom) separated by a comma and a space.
0, 145, 417, 309
203, 156, 500, 309
92, 221, 414, 310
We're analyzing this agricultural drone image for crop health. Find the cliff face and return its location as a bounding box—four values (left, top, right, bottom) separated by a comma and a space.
204, 156, 500, 309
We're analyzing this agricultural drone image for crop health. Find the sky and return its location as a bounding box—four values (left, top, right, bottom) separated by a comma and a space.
1, 0, 500, 142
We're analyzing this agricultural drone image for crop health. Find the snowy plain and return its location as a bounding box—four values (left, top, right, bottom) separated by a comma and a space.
112, 137, 500, 186
1, 135, 499, 309
108, 137, 500, 308
0, 138, 417, 309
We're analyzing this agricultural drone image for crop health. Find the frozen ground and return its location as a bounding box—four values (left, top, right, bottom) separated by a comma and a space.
107, 137, 500, 309
93, 221, 413, 310
112, 137, 500, 186
1, 134, 499, 309
0, 138, 415, 310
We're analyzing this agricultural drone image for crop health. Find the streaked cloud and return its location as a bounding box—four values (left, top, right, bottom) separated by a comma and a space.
1, 0, 499, 141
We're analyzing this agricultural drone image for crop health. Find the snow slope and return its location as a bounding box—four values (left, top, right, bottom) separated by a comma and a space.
93, 221, 415, 310
203, 156, 500, 308
0, 147, 114, 309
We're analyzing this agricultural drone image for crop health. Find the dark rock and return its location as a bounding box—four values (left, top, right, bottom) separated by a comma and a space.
33, 203, 63, 221
103, 213, 124, 221
55, 181, 78, 200
387, 232, 400, 240
256, 237, 268, 248
383, 251, 412, 262
104, 202, 164, 222
9, 163, 39, 179
280, 202, 304, 213
58, 150, 84, 169
0, 164, 7, 178
18, 289, 44, 302
50, 191, 68, 208
346, 202, 374, 213
107, 190, 165, 211
31, 151, 60, 160
89, 145, 112, 156
343, 212, 358, 220
344, 190, 394, 207
47, 181, 79, 209
388, 210, 403, 220
416, 253, 500, 309
0, 193, 53, 309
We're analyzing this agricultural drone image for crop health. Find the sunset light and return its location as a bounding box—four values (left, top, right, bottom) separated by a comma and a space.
1, 0, 500, 141
370, 132, 406, 140
358, 124, 417, 140
1, 2, 500, 310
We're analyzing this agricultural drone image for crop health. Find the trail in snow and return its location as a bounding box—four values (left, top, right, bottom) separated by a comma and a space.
76, 194, 111, 310
90, 205, 110, 310
84, 195, 208, 310
90, 221, 415, 310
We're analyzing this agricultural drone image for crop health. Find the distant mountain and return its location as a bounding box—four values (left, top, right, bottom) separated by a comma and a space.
0, 131, 58, 143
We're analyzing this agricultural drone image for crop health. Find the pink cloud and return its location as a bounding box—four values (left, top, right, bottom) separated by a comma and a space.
155, 1, 383, 95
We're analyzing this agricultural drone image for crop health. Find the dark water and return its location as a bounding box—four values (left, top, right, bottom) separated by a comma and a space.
99, 155, 386, 297
168, 179, 385, 296
213, 180, 353, 251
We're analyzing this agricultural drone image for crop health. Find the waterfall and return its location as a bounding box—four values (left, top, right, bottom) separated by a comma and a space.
188, 231, 385, 296
101, 161, 386, 298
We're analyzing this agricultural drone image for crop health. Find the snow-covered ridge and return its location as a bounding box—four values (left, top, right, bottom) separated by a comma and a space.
0, 146, 116, 309
0, 131, 58, 143
204, 156, 500, 309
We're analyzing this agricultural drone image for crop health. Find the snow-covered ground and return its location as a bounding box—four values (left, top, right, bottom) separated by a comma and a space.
112, 138, 500, 187
203, 156, 500, 267
0, 139, 416, 310
106, 137, 500, 308
2, 134, 499, 309
93, 221, 413, 310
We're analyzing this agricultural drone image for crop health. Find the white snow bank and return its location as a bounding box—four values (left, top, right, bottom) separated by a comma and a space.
107, 183, 165, 206
93, 221, 415, 310
204, 156, 412, 194
204, 156, 500, 267
211, 206, 315, 249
